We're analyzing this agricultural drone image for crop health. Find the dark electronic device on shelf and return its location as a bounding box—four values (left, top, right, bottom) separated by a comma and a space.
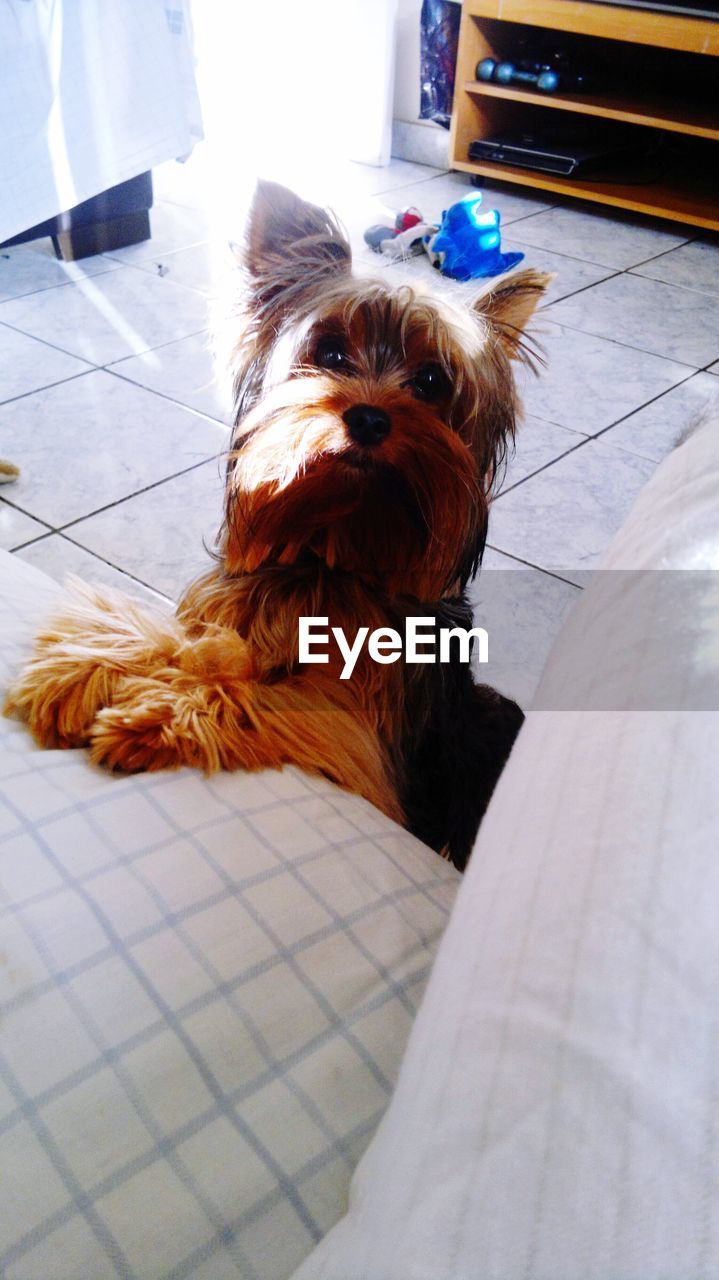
476, 55, 588, 94
468, 129, 644, 177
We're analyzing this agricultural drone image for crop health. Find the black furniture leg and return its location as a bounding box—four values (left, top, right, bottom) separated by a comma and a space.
1, 172, 153, 262
51, 209, 151, 260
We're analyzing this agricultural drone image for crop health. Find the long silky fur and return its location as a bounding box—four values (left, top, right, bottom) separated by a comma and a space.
6, 179, 550, 869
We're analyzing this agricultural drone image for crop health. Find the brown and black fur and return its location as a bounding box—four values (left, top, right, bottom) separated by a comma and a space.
5, 181, 549, 870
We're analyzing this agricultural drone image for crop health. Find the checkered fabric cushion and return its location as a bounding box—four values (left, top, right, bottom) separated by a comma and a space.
0, 550, 460, 1280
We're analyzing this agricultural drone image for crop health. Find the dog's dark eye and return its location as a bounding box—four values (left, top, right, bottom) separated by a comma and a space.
314, 337, 349, 370
408, 363, 449, 401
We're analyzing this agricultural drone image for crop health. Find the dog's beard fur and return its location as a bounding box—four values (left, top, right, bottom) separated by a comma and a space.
6, 179, 550, 870
218, 192, 548, 602
224, 370, 483, 599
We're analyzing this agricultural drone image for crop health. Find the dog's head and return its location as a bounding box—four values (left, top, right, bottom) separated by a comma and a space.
219, 180, 549, 599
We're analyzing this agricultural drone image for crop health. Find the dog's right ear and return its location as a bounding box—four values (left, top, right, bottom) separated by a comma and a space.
242, 180, 351, 301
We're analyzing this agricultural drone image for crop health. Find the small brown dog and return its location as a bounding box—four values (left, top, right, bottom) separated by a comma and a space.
5, 182, 549, 869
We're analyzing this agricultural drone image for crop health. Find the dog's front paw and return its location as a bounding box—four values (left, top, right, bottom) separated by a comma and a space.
4, 648, 123, 750
5, 579, 186, 752
88, 676, 220, 773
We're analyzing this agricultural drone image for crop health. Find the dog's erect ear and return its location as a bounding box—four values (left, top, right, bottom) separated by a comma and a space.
477, 268, 552, 361
244, 180, 351, 293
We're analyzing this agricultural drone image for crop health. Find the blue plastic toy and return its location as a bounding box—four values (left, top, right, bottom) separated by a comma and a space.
430, 193, 524, 282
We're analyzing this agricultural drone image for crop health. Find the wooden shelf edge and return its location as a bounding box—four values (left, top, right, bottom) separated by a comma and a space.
450, 157, 719, 229
463, 80, 719, 140
464, 0, 719, 54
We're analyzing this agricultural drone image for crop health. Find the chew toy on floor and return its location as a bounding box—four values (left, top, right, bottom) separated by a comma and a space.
430, 193, 524, 281
364, 192, 523, 281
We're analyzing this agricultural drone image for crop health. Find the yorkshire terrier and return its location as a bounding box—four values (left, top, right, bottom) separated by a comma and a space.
5, 181, 549, 870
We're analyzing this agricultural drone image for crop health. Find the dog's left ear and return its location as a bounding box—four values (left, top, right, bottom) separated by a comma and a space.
477, 268, 552, 361
243, 180, 351, 295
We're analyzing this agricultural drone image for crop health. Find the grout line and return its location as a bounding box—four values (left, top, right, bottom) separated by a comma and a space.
0, 369, 94, 410
8, 526, 57, 554
535, 270, 619, 311
0, 314, 214, 376
512, 359, 700, 471
523, 357, 697, 445
11, 528, 175, 601
101, 237, 211, 269
3, 456, 225, 546
0, 317, 103, 367
0, 261, 121, 305
622, 236, 698, 272
506, 238, 620, 270
483, 544, 583, 589
105, 326, 210, 364
54, 533, 175, 602
0, 493, 54, 533
537, 303, 703, 369
499, 205, 557, 229
54, 456, 226, 535
104, 366, 230, 428
495, 434, 591, 497
582, 369, 704, 457
369, 168, 451, 197
107, 255, 218, 300
626, 266, 719, 304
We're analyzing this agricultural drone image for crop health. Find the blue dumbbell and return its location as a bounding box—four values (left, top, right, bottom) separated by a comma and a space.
476, 57, 561, 93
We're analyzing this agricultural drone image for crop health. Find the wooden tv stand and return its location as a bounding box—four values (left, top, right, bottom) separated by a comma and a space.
449, 0, 719, 230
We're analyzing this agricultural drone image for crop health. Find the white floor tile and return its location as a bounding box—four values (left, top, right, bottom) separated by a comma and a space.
0, 269, 209, 366
503, 241, 614, 305
631, 238, 719, 298
13, 535, 171, 605
488, 438, 656, 584
352, 159, 447, 195
109, 333, 230, 423
102, 203, 218, 264
367, 172, 552, 230
0, 239, 121, 303
517, 322, 690, 434
0, 500, 49, 551
545, 274, 719, 368
501, 415, 586, 490
126, 241, 234, 298
260, 158, 446, 209
469, 548, 581, 708
68, 462, 226, 600
0, 326, 91, 404
0, 371, 227, 527
501, 204, 690, 269
601, 372, 719, 463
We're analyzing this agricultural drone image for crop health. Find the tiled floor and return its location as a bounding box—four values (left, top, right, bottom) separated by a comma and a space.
2, 150, 719, 705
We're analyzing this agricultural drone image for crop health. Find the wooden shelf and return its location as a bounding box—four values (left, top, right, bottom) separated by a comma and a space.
449, 0, 719, 228
452, 156, 719, 229
464, 80, 719, 140
463, 0, 719, 54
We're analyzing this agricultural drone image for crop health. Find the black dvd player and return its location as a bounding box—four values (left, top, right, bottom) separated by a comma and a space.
469, 131, 640, 178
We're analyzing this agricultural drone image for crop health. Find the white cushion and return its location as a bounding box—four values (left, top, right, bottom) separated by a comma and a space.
0, 552, 459, 1279
291, 418, 719, 1280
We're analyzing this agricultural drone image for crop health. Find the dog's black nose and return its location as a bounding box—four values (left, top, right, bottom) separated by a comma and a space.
343, 404, 391, 447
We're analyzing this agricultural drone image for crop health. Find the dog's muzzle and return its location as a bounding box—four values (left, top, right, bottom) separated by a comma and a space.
342, 404, 391, 447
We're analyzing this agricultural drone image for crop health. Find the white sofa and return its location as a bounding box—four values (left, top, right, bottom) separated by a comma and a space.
1, 417, 717, 1279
